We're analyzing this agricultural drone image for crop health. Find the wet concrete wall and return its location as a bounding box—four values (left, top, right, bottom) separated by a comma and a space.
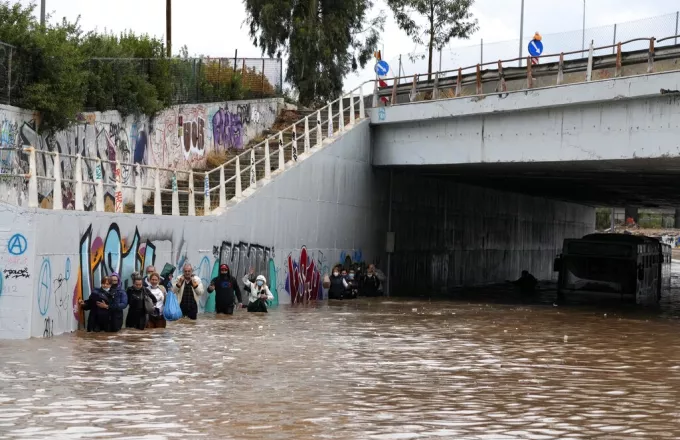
0, 120, 387, 339
389, 172, 594, 295
0, 98, 282, 210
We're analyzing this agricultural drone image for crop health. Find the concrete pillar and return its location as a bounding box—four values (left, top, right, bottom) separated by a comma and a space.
674, 209, 680, 228
625, 207, 639, 224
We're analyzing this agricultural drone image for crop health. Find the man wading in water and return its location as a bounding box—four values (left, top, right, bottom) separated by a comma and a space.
208, 264, 242, 315
174, 264, 205, 320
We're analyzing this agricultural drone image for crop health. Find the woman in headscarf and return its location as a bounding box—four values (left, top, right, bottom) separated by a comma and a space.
108, 272, 128, 332
79, 276, 113, 332
126, 275, 148, 330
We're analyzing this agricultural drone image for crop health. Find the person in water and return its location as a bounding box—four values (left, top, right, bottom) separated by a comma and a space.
243, 268, 274, 306
79, 276, 113, 332
360, 264, 382, 297
511, 270, 538, 293
327, 265, 349, 300
126, 275, 149, 330
208, 264, 242, 315
146, 272, 167, 328
108, 272, 128, 332
247, 289, 273, 313
174, 264, 205, 320
345, 269, 359, 299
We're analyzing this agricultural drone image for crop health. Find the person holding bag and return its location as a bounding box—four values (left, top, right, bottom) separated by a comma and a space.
146, 272, 167, 329
174, 264, 205, 320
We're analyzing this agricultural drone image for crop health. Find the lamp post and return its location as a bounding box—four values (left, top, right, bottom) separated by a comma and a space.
518, 0, 525, 67
40, 0, 45, 27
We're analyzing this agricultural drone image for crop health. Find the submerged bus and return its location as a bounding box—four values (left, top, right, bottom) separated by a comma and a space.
554, 233, 671, 304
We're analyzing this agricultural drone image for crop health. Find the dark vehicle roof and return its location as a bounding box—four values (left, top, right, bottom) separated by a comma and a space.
582, 233, 660, 244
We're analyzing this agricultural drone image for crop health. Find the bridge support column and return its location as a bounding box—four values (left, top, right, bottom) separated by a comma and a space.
674, 209, 680, 229
625, 207, 639, 224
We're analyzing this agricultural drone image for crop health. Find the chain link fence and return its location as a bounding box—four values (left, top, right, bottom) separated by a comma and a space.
388, 11, 680, 78
0, 48, 283, 107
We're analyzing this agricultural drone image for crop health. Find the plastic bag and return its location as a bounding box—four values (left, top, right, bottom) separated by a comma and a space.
164, 292, 183, 321
204, 291, 216, 313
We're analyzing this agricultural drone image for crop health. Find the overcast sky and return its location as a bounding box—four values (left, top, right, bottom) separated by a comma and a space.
19, 0, 679, 92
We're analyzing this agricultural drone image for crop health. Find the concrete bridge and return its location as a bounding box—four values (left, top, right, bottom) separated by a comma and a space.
372, 70, 680, 208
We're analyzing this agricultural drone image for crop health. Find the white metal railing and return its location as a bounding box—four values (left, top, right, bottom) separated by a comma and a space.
12, 33, 680, 216
20, 84, 367, 216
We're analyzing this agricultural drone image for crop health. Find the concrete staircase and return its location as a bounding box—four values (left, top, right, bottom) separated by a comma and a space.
142, 101, 359, 216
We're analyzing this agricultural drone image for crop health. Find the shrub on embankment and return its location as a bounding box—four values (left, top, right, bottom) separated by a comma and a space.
0, 2, 277, 133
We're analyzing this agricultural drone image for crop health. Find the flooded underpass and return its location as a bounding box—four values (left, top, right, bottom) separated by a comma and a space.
5, 271, 680, 439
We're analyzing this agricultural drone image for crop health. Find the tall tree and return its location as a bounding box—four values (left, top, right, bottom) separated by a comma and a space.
244, 0, 384, 106
386, 0, 478, 80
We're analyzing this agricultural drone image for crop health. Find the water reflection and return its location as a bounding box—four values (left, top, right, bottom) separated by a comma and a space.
3, 269, 680, 438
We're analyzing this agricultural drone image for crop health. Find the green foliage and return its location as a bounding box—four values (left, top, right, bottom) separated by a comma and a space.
244, 0, 384, 106
386, 0, 478, 77
0, 2, 279, 134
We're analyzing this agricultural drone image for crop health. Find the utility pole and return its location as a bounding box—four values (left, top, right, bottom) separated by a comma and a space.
518, 0, 525, 67
166, 0, 172, 57
582, 0, 586, 52
40, 0, 45, 27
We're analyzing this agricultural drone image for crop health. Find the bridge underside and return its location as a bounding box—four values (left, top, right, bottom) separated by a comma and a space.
396, 158, 680, 208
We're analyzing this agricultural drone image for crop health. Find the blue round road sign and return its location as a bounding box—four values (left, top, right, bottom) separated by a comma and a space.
374, 60, 390, 76
528, 39, 544, 57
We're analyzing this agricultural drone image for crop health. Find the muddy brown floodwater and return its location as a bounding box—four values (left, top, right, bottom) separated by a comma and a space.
5, 274, 680, 439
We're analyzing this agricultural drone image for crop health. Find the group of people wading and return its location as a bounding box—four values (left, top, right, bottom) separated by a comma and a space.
325, 264, 383, 300
78, 263, 273, 333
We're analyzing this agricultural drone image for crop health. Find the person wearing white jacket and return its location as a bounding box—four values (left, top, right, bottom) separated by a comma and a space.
174, 264, 205, 320
243, 269, 274, 305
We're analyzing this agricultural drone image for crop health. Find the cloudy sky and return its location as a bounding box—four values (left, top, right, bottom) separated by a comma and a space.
20, 0, 679, 92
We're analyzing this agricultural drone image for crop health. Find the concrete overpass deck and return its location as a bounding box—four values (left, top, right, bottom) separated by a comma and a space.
371, 69, 680, 208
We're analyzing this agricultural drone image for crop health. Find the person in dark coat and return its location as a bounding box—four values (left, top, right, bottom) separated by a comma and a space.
207, 264, 242, 315
79, 276, 113, 332
108, 272, 128, 332
327, 265, 348, 300
344, 269, 359, 299
126, 276, 148, 330
360, 264, 382, 297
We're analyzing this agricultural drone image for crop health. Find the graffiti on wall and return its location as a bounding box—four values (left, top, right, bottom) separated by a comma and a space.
75, 223, 158, 321
212, 108, 243, 149
212, 240, 278, 304
0, 100, 278, 209
286, 246, 322, 304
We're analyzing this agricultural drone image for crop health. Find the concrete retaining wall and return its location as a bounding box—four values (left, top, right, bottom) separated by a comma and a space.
0, 98, 282, 210
389, 172, 594, 294
0, 120, 387, 339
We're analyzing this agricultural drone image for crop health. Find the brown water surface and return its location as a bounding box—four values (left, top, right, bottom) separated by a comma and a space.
3, 276, 680, 439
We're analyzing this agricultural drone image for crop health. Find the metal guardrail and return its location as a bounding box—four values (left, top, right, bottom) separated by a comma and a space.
16, 34, 680, 216
373, 35, 680, 105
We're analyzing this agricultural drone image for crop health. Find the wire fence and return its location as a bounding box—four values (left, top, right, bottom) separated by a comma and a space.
388, 11, 680, 79
0, 47, 283, 107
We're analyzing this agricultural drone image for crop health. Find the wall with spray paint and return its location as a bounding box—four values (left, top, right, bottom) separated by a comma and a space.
0, 119, 387, 339
0, 98, 282, 210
